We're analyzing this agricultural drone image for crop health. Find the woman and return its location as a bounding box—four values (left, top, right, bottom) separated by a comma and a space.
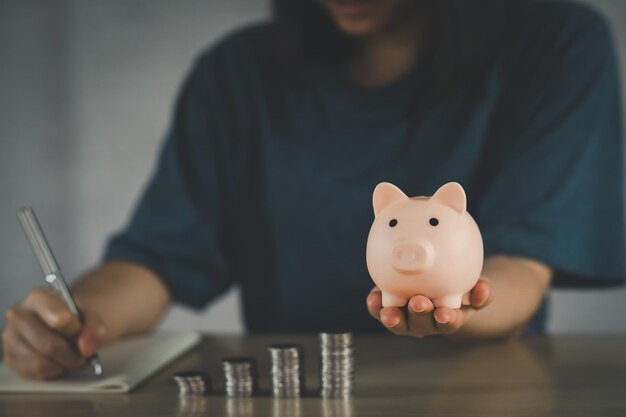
3, 0, 624, 380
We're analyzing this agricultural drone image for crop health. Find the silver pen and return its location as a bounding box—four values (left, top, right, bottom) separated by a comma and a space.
17, 207, 103, 376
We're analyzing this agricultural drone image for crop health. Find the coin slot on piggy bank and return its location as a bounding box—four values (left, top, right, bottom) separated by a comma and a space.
366, 182, 484, 309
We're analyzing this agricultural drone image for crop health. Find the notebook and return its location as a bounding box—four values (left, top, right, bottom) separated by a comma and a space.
0, 331, 200, 394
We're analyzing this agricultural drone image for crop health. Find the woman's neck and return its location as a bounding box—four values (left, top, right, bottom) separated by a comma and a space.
346, 16, 423, 87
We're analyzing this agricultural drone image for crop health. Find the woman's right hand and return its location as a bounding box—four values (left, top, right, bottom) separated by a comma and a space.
2, 287, 107, 380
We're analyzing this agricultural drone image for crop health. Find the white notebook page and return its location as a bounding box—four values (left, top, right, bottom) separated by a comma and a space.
0, 331, 200, 393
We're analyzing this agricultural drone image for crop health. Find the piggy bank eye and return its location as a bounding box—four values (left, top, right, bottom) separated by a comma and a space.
429, 218, 439, 226
389, 219, 398, 227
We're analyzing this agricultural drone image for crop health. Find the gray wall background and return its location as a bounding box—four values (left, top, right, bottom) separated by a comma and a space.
1, 0, 625, 335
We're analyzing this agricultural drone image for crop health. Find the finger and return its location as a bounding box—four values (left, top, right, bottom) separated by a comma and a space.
434, 307, 468, 334
408, 295, 434, 315
8, 308, 85, 368
470, 278, 494, 309
1, 325, 11, 362
2, 325, 65, 380
406, 295, 438, 337
22, 288, 82, 337
366, 288, 382, 320
76, 310, 107, 357
379, 307, 407, 334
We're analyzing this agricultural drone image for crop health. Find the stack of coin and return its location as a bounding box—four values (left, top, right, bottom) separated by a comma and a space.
222, 357, 258, 397
268, 343, 306, 398
319, 331, 355, 399
172, 370, 212, 395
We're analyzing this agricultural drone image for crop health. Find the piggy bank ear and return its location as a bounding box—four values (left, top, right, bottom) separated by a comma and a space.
373, 182, 408, 216
430, 182, 466, 215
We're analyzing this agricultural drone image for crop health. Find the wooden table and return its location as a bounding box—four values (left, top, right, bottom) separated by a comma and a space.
1, 333, 625, 417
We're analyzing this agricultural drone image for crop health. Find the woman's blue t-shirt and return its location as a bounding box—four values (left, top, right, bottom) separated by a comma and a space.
104, 1, 626, 333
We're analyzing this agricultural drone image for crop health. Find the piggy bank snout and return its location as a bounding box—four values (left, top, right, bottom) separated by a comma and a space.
390, 241, 434, 273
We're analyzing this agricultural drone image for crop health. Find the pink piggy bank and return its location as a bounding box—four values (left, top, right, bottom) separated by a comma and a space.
366, 182, 483, 309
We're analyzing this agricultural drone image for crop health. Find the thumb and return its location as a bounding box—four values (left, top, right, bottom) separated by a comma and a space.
76, 310, 107, 357
470, 277, 494, 309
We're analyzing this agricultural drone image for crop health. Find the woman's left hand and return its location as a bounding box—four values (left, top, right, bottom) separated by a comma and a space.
366, 277, 493, 337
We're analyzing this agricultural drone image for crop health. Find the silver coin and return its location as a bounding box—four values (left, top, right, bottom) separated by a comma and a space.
319, 332, 353, 345
222, 357, 258, 397
319, 331, 355, 398
171, 370, 212, 396
268, 343, 306, 398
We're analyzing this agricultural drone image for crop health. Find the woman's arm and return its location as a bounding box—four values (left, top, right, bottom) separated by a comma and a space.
367, 255, 552, 342
73, 261, 172, 341
444, 255, 552, 341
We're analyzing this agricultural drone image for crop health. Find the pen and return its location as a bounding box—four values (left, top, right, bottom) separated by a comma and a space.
17, 206, 103, 376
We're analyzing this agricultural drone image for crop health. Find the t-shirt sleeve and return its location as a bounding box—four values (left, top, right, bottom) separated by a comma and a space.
475, 4, 626, 287
103, 53, 235, 308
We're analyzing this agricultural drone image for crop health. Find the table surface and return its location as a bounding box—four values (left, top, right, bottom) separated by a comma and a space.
0, 333, 625, 417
